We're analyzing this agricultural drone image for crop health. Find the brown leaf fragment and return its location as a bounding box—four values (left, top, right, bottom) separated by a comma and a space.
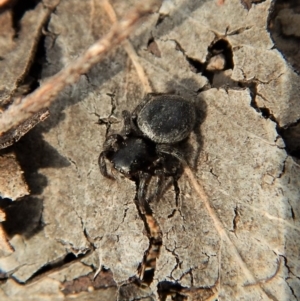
147, 38, 162, 58
0, 151, 29, 200
62, 270, 116, 295
0, 0, 15, 9
158, 282, 216, 301
118, 281, 154, 301
240, 0, 264, 10
206, 54, 226, 71
0, 223, 14, 257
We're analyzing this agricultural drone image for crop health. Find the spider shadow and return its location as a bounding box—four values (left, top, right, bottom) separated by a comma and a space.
0, 196, 44, 239
0, 124, 70, 239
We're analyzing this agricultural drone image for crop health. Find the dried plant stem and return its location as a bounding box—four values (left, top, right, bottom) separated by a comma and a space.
102, 0, 152, 94
184, 165, 274, 296
0, 0, 160, 135
184, 165, 256, 282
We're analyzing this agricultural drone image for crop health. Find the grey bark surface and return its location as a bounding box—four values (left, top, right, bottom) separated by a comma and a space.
0, 0, 299, 300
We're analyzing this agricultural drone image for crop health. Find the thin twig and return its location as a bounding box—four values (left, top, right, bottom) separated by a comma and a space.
102, 0, 152, 94
184, 165, 275, 297
0, 0, 160, 135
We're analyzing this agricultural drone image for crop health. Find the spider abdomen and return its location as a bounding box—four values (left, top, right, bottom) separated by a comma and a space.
137, 95, 196, 144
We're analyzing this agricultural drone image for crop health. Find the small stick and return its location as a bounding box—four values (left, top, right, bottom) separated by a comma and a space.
0, 0, 160, 135
102, 0, 152, 94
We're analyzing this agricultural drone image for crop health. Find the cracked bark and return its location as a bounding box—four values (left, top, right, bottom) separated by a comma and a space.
0, 0, 300, 300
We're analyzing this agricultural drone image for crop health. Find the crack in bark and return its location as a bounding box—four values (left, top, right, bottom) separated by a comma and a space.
242, 79, 279, 122
276, 155, 287, 179
96, 92, 119, 137
9, 251, 90, 285
72, 207, 95, 253
227, 26, 253, 36
229, 205, 240, 236
281, 254, 298, 278
281, 254, 299, 300
113, 207, 129, 232
67, 156, 79, 175
287, 199, 295, 221
277, 118, 300, 159
209, 167, 221, 185
164, 245, 182, 281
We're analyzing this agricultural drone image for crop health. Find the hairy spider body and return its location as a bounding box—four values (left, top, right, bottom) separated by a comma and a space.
101, 136, 156, 177
137, 95, 195, 143
99, 94, 196, 212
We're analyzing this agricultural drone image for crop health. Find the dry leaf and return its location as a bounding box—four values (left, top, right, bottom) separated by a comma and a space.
0, 152, 29, 200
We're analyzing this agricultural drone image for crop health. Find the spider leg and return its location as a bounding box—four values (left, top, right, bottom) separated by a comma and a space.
137, 172, 151, 214
156, 144, 187, 166
99, 134, 124, 179
121, 110, 134, 135
122, 110, 142, 136
98, 151, 113, 179
103, 134, 123, 151
154, 165, 180, 207
153, 169, 165, 203
156, 144, 185, 208
172, 173, 180, 207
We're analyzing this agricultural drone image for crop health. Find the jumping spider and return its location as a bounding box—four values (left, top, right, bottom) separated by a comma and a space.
99, 94, 196, 212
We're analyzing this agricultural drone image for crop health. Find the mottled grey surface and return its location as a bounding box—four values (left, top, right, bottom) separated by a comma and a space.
0, 0, 299, 300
